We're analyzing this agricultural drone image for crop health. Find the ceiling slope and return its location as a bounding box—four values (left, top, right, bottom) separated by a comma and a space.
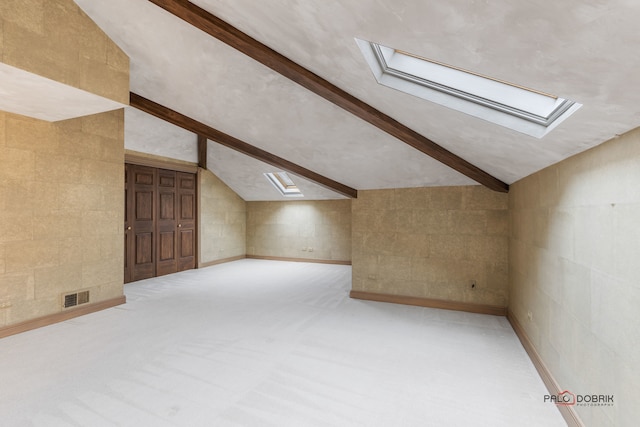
124, 107, 347, 200
131, 92, 358, 198
73, 0, 481, 199
75, 0, 640, 200
146, 0, 508, 193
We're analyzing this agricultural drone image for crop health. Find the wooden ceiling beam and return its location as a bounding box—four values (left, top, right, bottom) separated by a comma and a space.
146, 0, 509, 193
197, 134, 207, 169
130, 93, 358, 199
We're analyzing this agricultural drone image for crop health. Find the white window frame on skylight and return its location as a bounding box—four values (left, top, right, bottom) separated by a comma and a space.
355, 38, 581, 138
264, 172, 304, 197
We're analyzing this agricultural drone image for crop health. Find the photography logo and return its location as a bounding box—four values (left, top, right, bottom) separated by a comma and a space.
544, 391, 614, 407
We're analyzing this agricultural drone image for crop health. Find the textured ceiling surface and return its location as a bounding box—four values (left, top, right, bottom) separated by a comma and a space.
75, 0, 640, 200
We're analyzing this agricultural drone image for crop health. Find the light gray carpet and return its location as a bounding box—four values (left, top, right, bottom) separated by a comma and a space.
0, 259, 564, 426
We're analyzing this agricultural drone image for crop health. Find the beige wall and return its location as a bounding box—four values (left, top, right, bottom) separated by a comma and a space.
199, 169, 247, 264
0, 110, 125, 326
0, 0, 129, 104
247, 200, 352, 262
509, 128, 640, 427
0, 0, 128, 328
352, 186, 508, 306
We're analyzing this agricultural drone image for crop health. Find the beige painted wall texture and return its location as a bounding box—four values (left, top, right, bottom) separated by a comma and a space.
199, 169, 247, 265
247, 200, 352, 262
0, 110, 125, 327
0, 0, 128, 327
0, 0, 129, 104
509, 128, 640, 427
352, 186, 508, 306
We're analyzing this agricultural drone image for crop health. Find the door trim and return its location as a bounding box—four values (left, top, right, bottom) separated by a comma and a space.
125, 151, 199, 174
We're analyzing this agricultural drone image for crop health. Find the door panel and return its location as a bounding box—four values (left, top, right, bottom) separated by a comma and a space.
180, 230, 194, 257
135, 233, 153, 264
131, 165, 156, 281
159, 231, 175, 261
180, 194, 194, 219
135, 172, 153, 185
159, 174, 175, 188
135, 192, 153, 220
160, 193, 175, 220
156, 169, 178, 277
177, 172, 196, 272
179, 175, 195, 190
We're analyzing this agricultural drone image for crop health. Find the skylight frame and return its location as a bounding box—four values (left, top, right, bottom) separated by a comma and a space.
356, 38, 582, 138
264, 172, 304, 197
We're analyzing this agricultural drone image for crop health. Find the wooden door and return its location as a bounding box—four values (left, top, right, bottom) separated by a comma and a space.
156, 169, 178, 277
130, 165, 156, 281
124, 164, 197, 283
176, 172, 196, 272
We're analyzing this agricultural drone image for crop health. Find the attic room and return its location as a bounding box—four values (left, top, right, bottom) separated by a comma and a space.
0, 0, 638, 426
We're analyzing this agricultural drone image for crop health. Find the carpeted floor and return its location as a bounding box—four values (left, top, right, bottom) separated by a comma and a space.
0, 259, 565, 426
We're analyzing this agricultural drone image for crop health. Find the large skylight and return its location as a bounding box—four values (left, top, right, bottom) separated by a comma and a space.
355, 38, 581, 138
264, 172, 304, 197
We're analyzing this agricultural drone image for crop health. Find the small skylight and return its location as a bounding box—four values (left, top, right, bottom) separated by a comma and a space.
264, 172, 304, 197
355, 38, 581, 138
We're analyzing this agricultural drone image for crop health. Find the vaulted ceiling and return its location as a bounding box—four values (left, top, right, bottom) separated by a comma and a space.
75, 0, 640, 201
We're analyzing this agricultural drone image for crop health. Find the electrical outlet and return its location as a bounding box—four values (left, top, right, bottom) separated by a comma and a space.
308, 247, 314, 252
0, 301, 12, 309
527, 311, 533, 321
367, 274, 377, 280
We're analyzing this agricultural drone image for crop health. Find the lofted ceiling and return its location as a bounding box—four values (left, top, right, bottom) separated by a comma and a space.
75, 0, 640, 201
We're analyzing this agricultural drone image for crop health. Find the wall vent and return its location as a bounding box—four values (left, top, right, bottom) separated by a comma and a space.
63, 290, 90, 309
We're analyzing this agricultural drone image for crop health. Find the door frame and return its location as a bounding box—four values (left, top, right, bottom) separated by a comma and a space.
124, 152, 199, 282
